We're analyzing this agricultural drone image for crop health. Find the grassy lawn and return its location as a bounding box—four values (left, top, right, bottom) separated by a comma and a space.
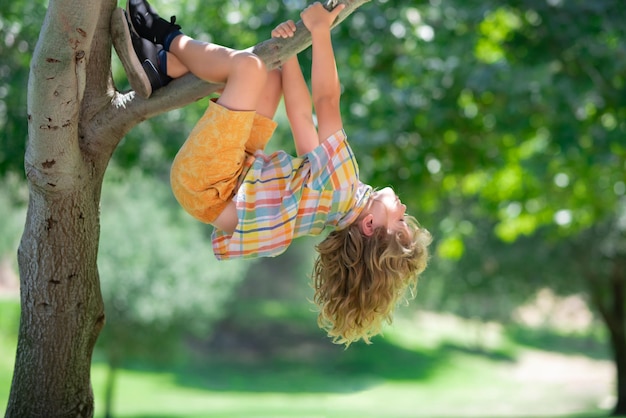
88, 350, 610, 418
0, 298, 19, 411
0, 299, 616, 417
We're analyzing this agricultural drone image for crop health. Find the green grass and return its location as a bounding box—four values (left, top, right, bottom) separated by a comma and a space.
87, 347, 609, 418
0, 298, 19, 407
0, 299, 616, 417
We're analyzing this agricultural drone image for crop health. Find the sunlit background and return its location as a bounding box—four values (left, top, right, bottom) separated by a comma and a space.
1, 0, 625, 416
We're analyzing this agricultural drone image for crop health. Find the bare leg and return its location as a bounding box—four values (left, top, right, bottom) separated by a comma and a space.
166, 34, 266, 111
167, 54, 282, 120
256, 68, 282, 119
163, 54, 189, 79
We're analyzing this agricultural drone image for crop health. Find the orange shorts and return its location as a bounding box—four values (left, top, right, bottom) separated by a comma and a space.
170, 101, 277, 223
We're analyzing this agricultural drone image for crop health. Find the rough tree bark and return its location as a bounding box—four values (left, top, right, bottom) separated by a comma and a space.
587, 261, 626, 416
577, 223, 626, 416
5, 0, 369, 416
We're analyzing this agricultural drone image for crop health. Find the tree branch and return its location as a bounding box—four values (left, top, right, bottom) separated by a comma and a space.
107, 0, 370, 129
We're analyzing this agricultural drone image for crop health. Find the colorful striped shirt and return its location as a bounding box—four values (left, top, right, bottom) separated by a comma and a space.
212, 129, 372, 259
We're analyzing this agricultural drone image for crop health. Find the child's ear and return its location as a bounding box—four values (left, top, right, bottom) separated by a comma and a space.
359, 214, 375, 237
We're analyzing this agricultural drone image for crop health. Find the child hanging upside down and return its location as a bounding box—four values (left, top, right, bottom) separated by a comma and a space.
111, 0, 432, 345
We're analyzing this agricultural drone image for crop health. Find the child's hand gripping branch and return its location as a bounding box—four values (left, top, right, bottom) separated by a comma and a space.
301, 2, 345, 144
271, 1, 345, 156
114, 0, 432, 346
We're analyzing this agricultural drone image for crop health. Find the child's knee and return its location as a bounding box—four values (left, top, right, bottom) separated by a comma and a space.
232, 51, 267, 82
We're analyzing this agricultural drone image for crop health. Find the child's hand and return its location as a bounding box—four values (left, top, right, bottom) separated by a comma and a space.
272, 20, 297, 38
301, 2, 345, 33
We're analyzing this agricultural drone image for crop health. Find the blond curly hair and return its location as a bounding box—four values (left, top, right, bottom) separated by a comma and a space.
312, 215, 431, 346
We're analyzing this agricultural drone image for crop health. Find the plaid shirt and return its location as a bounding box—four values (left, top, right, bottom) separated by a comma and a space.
212, 129, 372, 259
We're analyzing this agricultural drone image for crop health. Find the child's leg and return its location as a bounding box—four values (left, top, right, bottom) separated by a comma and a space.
166, 54, 282, 119
166, 35, 278, 153
244, 68, 281, 154
256, 68, 282, 119
127, 0, 267, 109
166, 35, 267, 111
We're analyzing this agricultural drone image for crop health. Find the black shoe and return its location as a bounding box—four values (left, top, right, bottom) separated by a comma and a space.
127, 0, 182, 48
111, 8, 172, 98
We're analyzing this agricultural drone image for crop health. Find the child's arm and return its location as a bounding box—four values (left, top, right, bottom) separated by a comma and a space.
272, 21, 319, 156
301, 2, 346, 143
283, 57, 319, 156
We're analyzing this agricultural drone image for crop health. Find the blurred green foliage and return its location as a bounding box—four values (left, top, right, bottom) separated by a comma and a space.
96, 167, 254, 414
0, 1, 622, 414
0, 174, 27, 261
0, 0, 622, 344
98, 167, 251, 350
0, 0, 47, 173
2, 0, 626, 410
6, 0, 624, 250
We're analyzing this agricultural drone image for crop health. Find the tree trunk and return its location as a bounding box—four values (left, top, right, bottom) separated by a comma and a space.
6, 188, 105, 416
5, 0, 112, 415
5, 0, 369, 416
611, 322, 626, 416
582, 233, 626, 416
608, 258, 626, 416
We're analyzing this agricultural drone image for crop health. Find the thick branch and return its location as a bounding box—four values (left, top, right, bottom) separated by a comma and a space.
105, 0, 370, 137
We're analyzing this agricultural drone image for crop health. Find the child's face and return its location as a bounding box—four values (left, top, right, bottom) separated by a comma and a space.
368, 187, 410, 235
